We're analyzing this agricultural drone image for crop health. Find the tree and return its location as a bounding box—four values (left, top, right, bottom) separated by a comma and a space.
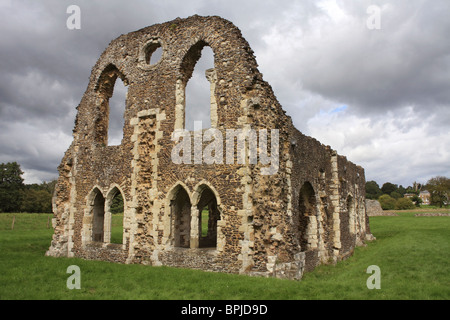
381, 182, 398, 195
395, 197, 415, 210
397, 185, 406, 197
411, 195, 422, 207
40, 180, 57, 196
366, 181, 382, 199
20, 188, 52, 213
426, 176, 450, 208
110, 192, 124, 214
405, 186, 419, 195
0, 162, 24, 212
19, 180, 56, 213
378, 194, 396, 210
390, 191, 402, 199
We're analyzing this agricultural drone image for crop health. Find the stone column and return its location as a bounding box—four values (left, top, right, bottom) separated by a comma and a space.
205, 68, 218, 128
103, 207, 112, 244
330, 151, 341, 260
190, 205, 199, 249
175, 79, 185, 130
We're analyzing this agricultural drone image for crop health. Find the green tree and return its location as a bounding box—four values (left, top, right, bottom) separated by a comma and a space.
397, 185, 406, 197
395, 197, 415, 210
110, 192, 124, 214
40, 180, 57, 196
0, 162, 24, 212
426, 176, 450, 208
405, 186, 419, 195
390, 191, 402, 199
378, 194, 396, 210
19, 180, 56, 213
20, 188, 52, 213
381, 182, 398, 195
365, 181, 382, 199
411, 195, 422, 207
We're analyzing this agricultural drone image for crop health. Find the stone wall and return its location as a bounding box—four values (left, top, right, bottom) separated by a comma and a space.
366, 199, 384, 216
46, 15, 374, 280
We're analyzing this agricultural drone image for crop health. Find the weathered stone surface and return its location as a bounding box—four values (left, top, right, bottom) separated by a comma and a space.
46, 15, 374, 280
366, 199, 384, 216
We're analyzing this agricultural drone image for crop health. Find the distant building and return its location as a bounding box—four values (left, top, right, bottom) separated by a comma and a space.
419, 190, 431, 205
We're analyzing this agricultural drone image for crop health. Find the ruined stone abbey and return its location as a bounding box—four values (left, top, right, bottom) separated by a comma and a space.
46, 15, 374, 280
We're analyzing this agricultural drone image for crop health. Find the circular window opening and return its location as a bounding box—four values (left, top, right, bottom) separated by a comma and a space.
145, 42, 163, 65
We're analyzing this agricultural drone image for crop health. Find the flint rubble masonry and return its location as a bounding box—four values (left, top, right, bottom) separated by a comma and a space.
46, 15, 374, 280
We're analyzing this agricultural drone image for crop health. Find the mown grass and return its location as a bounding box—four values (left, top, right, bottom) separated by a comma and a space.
0, 211, 449, 300
110, 214, 124, 244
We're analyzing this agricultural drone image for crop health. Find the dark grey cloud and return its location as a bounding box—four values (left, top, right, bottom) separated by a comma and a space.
0, 0, 448, 187
257, 0, 450, 115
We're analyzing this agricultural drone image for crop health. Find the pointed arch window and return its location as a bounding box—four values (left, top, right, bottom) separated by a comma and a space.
170, 185, 192, 248
298, 182, 317, 252
92, 189, 105, 242
105, 187, 125, 244
176, 41, 217, 131
196, 186, 220, 248
94, 64, 128, 146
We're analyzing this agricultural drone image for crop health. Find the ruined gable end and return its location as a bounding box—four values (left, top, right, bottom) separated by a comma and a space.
46, 15, 374, 280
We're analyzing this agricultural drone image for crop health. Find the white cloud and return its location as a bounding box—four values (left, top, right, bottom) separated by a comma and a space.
0, 121, 72, 184
306, 106, 450, 186
0, 0, 448, 188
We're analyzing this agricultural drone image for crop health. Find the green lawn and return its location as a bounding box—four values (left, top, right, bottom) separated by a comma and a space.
0, 211, 449, 300
110, 213, 124, 244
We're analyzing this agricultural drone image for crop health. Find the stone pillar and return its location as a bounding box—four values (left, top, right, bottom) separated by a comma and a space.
330, 151, 341, 260
103, 207, 112, 244
190, 205, 199, 249
175, 79, 185, 130
205, 68, 218, 128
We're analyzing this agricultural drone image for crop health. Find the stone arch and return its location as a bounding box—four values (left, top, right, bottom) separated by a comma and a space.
192, 180, 222, 207
93, 63, 129, 145
346, 194, 356, 236
167, 183, 192, 248
356, 196, 367, 244
179, 40, 214, 85
192, 183, 221, 248
339, 193, 356, 254
298, 182, 318, 252
84, 187, 105, 243
175, 40, 217, 130
104, 185, 126, 245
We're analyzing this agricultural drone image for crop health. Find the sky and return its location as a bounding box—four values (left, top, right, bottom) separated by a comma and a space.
0, 0, 449, 188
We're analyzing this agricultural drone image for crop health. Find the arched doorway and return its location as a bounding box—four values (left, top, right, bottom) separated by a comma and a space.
298, 182, 317, 252
105, 186, 125, 244
170, 186, 192, 248
92, 189, 105, 242
196, 186, 220, 248
347, 195, 356, 235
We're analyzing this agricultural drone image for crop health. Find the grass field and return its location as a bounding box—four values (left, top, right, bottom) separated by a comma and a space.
0, 210, 449, 300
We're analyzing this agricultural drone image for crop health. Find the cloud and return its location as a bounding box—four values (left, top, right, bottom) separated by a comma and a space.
254, 0, 450, 117
0, 0, 448, 188
306, 105, 450, 186
0, 120, 72, 184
